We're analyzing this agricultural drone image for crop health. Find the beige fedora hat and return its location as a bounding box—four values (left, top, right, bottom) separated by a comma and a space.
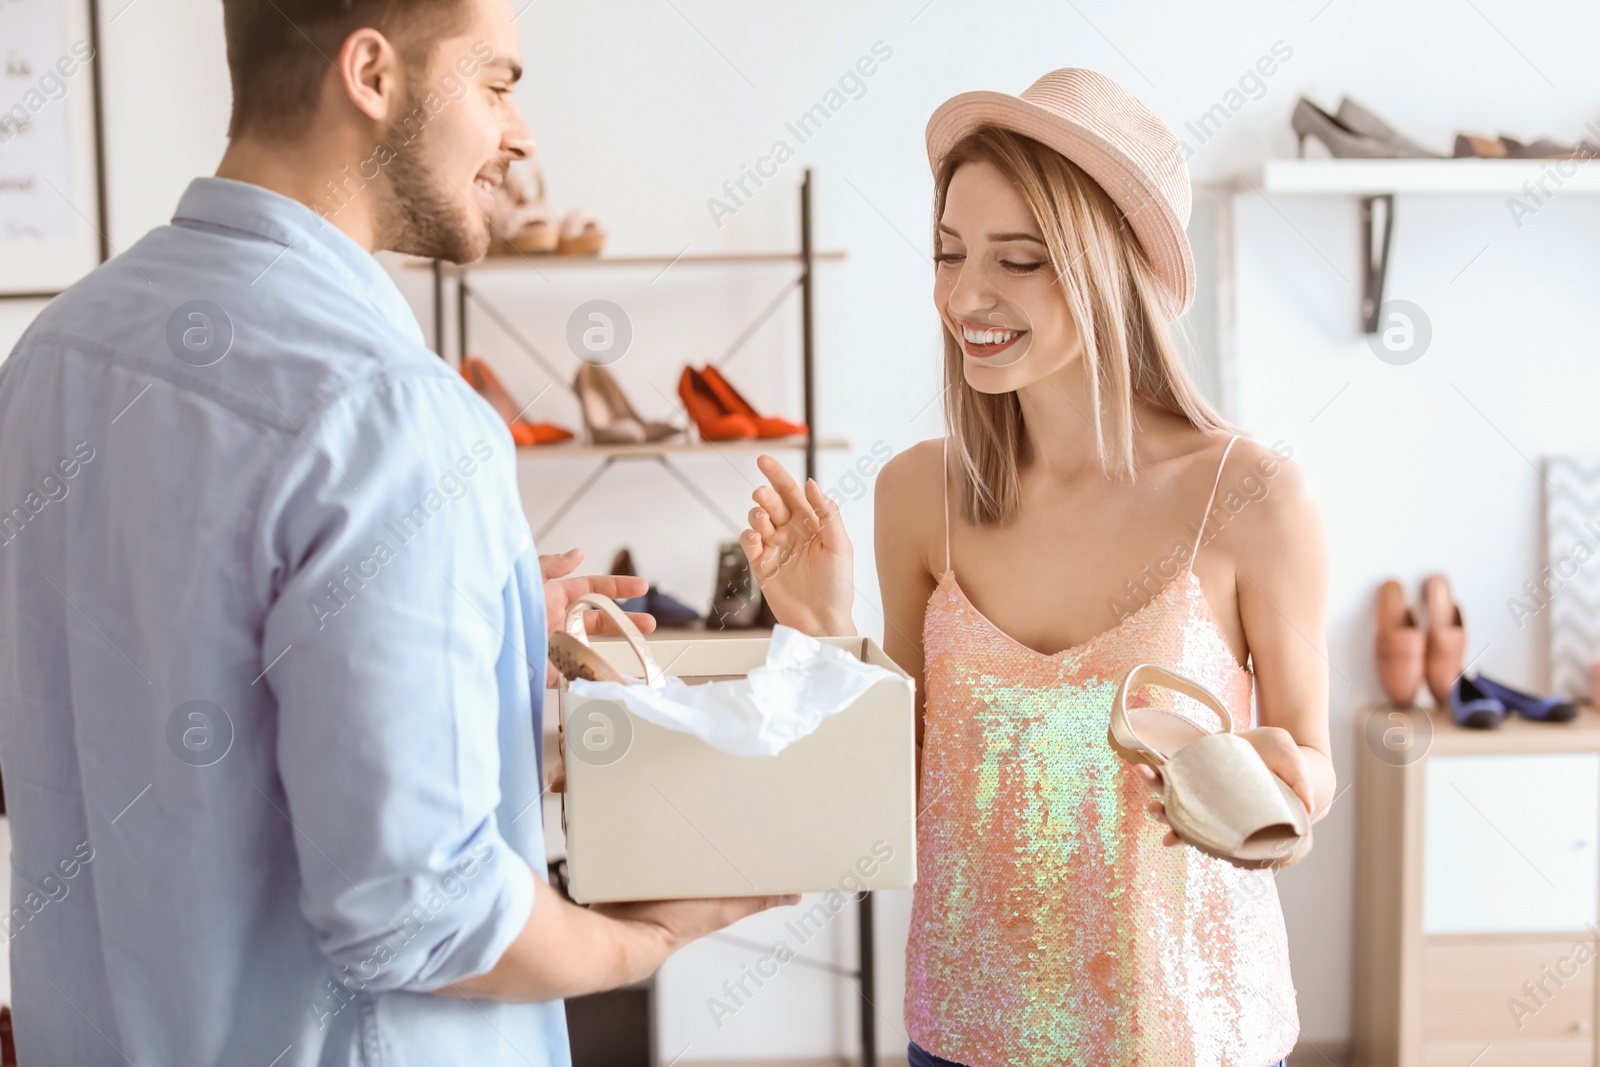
925, 68, 1195, 319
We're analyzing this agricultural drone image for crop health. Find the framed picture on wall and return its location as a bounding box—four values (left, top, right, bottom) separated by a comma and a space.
0, 0, 107, 297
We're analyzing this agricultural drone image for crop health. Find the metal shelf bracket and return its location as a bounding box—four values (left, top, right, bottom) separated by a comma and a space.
1360, 194, 1395, 335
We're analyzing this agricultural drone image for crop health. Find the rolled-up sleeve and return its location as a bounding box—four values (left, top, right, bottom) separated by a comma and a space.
256, 369, 535, 993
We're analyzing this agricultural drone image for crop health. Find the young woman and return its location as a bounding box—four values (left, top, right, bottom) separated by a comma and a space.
740, 69, 1334, 1066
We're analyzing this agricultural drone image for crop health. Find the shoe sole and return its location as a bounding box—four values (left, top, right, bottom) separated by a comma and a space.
1456, 707, 1504, 730
1518, 704, 1580, 723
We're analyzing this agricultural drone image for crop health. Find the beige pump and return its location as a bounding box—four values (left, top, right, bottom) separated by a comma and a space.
1108, 663, 1310, 868
573, 363, 682, 445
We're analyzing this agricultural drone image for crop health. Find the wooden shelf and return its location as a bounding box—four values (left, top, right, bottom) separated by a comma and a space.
1257, 158, 1600, 196
1379, 702, 1600, 756
413, 249, 846, 274
514, 435, 848, 459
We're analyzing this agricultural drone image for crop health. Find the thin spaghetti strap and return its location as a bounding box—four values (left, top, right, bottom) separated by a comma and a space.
941, 437, 952, 577
1190, 434, 1241, 563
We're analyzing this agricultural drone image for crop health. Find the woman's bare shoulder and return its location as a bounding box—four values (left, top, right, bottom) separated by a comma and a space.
874, 438, 948, 561
877, 437, 945, 498
1207, 436, 1321, 560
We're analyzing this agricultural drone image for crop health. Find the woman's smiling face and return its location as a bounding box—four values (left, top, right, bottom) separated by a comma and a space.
934, 158, 1082, 395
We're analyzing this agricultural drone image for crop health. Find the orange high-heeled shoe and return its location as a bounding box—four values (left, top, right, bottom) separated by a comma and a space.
697, 365, 807, 439
678, 367, 756, 442
460, 356, 575, 446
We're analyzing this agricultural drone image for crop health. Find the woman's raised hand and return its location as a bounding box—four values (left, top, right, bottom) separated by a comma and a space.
741, 454, 857, 637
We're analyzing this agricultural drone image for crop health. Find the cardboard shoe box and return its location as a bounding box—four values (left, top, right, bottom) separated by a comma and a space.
558, 633, 917, 903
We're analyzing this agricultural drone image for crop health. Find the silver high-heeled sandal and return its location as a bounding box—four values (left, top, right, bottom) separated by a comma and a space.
1108, 663, 1311, 868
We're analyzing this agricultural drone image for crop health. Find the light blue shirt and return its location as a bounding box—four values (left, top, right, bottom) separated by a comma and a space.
0, 178, 569, 1066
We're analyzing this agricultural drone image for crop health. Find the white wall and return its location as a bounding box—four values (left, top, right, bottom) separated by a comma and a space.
7, 0, 1600, 1056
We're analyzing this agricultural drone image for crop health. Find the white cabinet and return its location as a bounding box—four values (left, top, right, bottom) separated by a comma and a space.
1356, 708, 1600, 1067
1422, 753, 1600, 934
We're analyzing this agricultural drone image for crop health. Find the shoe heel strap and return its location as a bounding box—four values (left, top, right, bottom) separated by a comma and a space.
1111, 663, 1235, 762
563, 593, 666, 688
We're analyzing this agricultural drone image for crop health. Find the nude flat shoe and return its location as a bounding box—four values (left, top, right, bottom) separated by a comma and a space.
556, 209, 606, 256
1498, 135, 1600, 160
1374, 579, 1424, 706
489, 159, 560, 254
1109, 664, 1310, 869
1422, 573, 1466, 706
547, 593, 665, 686
1453, 133, 1508, 159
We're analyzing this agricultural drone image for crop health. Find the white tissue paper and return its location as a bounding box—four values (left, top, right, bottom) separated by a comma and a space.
567, 625, 900, 757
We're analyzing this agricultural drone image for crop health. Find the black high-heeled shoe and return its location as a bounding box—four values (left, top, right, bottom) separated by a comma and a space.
709, 541, 764, 630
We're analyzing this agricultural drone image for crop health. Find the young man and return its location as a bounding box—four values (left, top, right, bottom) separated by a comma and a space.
0, 1, 787, 1063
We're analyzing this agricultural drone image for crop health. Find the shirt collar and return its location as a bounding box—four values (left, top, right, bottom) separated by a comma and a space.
171, 177, 425, 345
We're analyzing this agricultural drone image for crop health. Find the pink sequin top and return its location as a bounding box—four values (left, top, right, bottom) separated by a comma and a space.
904, 436, 1299, 1067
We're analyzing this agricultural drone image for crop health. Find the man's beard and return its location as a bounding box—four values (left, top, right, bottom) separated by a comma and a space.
379, 92, 493, 264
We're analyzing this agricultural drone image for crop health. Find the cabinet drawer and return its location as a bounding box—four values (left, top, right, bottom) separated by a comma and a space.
1424, 940, 1596, 1043
1424, 1039, 1592, 1067
1423, 754, 1600, 933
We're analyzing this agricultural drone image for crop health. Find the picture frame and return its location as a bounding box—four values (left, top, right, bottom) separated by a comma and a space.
0, 0, 108, 298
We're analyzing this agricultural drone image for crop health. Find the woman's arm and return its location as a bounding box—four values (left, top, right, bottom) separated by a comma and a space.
1144, 444, 1334, 866
874, 444, 943, 763
1229, 449, 1337, 856
743, 444, 943, 772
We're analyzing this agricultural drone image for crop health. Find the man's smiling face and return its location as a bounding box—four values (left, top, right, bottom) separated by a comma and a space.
379, 0, 532, 263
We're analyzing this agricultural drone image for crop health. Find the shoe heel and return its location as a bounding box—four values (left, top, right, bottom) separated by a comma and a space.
1106, 725, 1156, 771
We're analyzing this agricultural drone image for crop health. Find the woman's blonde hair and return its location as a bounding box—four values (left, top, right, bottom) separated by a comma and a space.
937, 126, 1229, 526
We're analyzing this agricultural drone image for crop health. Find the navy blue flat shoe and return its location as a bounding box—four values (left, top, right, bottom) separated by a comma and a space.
1449, 675, 1506, 729
644, 587, 701, 628
1472, 673, 1579, 723
617, 587, 702, 629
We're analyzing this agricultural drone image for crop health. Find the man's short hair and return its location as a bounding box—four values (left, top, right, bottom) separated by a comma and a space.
222, 0, 468, 140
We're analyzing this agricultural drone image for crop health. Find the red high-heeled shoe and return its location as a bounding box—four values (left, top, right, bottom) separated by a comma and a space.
697, 365, 807, 438
678, 367, 756, 441
461, 356, 575, 446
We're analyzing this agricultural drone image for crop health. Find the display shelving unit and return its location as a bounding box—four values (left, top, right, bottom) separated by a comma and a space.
421, 184, 849, 541
424, 169, 883, 1067
1248, 157, 1600, 333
